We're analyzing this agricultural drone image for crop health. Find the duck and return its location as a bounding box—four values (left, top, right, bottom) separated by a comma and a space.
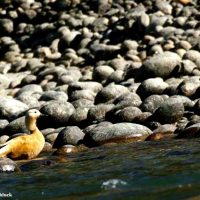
0, 109, 45, 160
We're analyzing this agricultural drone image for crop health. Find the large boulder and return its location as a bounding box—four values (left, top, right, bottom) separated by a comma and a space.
83, 122, 152, 147
0, 97, 28, 120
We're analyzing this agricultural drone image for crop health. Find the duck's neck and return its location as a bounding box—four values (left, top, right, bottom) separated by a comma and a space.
25, 117, 39, 134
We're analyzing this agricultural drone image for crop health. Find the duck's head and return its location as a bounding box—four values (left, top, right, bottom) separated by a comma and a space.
26, 109, 41, 119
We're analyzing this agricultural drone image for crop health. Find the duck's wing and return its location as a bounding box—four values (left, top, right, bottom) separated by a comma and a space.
0, 135, 28, 158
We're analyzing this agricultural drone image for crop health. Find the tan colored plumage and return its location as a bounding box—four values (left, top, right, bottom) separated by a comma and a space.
0, 109, 45, 160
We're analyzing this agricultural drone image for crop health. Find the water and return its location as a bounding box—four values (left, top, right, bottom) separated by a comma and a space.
1, 139, 200, 200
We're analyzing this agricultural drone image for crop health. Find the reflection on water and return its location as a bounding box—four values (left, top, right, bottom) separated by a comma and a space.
1, 139, 200, 200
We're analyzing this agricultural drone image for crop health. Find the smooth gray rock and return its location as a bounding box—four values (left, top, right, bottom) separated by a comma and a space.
88, 104, 114, 122
3, 116, 27, 136
95, 83, 129, 104
152, 98, 185, 124
83, 123, 152, 147
0, 97, 28, 120
141, 95, 166, 113
0, 158, 19, 172
40, 100, 75, 126
142, 51, 181, 78
137, 77, 168, 99
53, 126, 85, 148
40, 91, 68, 101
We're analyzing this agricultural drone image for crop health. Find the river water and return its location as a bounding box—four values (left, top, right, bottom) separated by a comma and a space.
1, 139, 200, 200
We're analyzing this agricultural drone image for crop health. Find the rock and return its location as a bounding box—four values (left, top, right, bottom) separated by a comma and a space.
53, 145, 79, 155
42, 142, 53, 152
45, 132, 59, 144
69, 107, 89, 126
177, 77, 200, 97
177, 123, 200, 138
69, 89, 96, 101
136, 77, 168, 99
88, 104, 114, 122
53, 126, 85, 148
16, 84, 43, 96
16, 91, 41, 108
68, 81, 102, 94
152, 98, 185, 124
95, 83, 129, 104
71, 99, 94, 109
140, 51, 181, 79
0, 18, 13, 33
40, 91, 68, 101
0, 135, 9, 144
193, 100, 200, 115
20, 159, 57, 172
40, 101, 75, 127
3, 116, 27, 136
83, 122, 152, 147
141, 95, 166, 113
0, 158, 19, 172
92, 65, 114, 82
0, 97, 28, 120
114, 93, 142, 108
0, 120, 9, 134
114, 106, 142, 122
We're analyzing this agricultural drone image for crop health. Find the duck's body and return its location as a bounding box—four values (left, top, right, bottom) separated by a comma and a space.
0, 109, 45, 160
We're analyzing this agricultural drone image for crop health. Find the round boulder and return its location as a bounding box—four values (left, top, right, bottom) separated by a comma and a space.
141, 51, 181, 78
0, 97, 28, 120
83, 122, 152, 147
53, 126, 85, 148
0, 158, 19, 172
152, 98, 185, 124
40, 100, 75, 127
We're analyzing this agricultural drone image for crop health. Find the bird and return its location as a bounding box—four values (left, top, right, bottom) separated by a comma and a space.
0, 109, 45, 160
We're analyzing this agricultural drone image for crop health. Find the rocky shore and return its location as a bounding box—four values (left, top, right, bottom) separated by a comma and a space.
0, 0, 200, 171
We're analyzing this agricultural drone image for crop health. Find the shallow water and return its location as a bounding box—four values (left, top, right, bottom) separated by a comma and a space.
1, 139, 200, 200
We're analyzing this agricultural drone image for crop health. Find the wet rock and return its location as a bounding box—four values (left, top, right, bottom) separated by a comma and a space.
0, 97, 28, 120
95, 83, 129, 104
40, 100, 75, 127
152, 98, 185, 124
140, 51, 181, 79
177, 123, 200, 138
136, 77, 168, 99
53, 145, 79, 155
83, 123, 152, 147
20, 159, 57, 172
0, 158, 19, 172
53, 126, 85, 148
42, 142, 53, 152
